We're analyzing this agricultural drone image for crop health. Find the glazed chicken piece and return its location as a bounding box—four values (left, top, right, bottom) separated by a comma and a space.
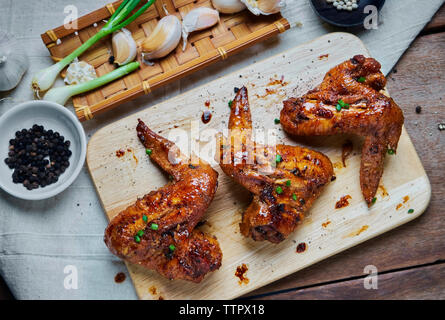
217, 87, 333, 244
280, 55, 404, 206
104, 120, 222, 283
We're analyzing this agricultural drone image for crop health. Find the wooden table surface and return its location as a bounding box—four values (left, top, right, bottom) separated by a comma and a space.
0, 5, 444, 301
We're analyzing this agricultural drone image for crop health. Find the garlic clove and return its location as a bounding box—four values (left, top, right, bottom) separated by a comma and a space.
112, 28, 137, 66
182, 8, 219, 51
241, 0, 285, 15
211, 0, 246, 14
141, 15, 182, 62
64, 59, 97, 85
0, 31, 28, 92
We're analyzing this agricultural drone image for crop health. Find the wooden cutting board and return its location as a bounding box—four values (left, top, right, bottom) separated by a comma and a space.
87, 32, 431, 300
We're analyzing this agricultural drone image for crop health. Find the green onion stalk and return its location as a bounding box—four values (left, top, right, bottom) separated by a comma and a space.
43, 61, 140, 105
32, 0, 155, 93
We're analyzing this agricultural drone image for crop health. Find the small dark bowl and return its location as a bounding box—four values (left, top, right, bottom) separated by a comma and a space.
310, 0, 386, 28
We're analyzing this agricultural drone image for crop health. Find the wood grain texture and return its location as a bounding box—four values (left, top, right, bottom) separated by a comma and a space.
41, 0, 289, 122
87, 33, 430, 300
257, 263, 445, 300
249, 31, 445, 299
423, 3, 445, 33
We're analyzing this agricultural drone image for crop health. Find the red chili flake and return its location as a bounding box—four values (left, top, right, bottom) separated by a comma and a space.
296, 242, 307, 253
235, 264, 249, 285
341, 140, 353, 167
204, 100, 210, 107
335, 195, 352, 209
114, 272, 126, 283
403, 195, 409, 203
115, 149, 125, 157
318, 54, 329, 60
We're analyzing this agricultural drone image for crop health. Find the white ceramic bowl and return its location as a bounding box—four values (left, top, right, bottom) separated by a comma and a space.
0, 101, 86, 200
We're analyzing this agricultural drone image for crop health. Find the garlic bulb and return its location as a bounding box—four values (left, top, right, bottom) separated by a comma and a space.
182, 8, 219, 51
211, 0, 246, 14
241, 0, 285, 15
141, 15, 182, 61
112, 28, 137, 66
64, 59, 97, 85
0, 31, 28, 91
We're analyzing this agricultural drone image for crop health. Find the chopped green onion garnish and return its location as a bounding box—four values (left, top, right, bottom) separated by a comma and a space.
336, 104, 342, 111
137, 230, 144, 237
146, 148, 152, 156
274, 118, 280, 124
228, 100, 233, 108
337, 99, 350, 109
142, 215, 148, 222
388, 149, 395, 155
372, 197, 377, 204
169, 244, 176, 252
276, 154, 282, 163
358, 77, 366, 83
292, 193, 297, 201
408, 209, 414, 214
276, 186, 283, 194
286, 180, 291, 187
150, 223, 159, 230
134, 235, 141, 243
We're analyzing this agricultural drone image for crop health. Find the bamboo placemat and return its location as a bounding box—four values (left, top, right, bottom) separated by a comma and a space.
41, 0, 290, 122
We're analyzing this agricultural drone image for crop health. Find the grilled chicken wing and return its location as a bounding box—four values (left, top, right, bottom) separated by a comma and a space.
280, 55, 404, 206
104, 120, 222, 283
218, 87, 333, 243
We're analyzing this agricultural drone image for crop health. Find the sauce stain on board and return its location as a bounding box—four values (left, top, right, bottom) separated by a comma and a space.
149, 285, 157, 295
235, 264, 249, 285
396, 195, 410, 210
116, 149, 126, 158
322, 220, 331, 228
378, 185, 389, 197
341, 140, 353, 167
335, 195, 351, 209
344, 225, 369, 238
296, 242, 307, 253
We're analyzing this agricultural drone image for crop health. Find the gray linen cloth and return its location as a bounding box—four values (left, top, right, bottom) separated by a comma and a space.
0, 0, 443, 299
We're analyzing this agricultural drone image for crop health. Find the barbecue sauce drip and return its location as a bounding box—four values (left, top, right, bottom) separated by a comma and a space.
235, 264, 249, 285
296, 242, 307, 253
116, 149, 125, 157
114, 272, 126, 283
341, 140, 353, 167
201, 110, 212, 124
335, 195, 352, 209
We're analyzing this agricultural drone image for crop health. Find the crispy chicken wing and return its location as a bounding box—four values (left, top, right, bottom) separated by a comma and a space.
218, 87, 333, 243
104, 120, 222, 283
280, 55, 404, 206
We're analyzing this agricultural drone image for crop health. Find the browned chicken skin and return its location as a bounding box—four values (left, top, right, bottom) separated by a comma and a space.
218, 87, 333, 243
280, 55, 404, 206
104, 120, 222, 283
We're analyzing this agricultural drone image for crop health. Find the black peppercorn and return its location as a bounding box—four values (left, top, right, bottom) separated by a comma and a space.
4, 125, 72, 190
